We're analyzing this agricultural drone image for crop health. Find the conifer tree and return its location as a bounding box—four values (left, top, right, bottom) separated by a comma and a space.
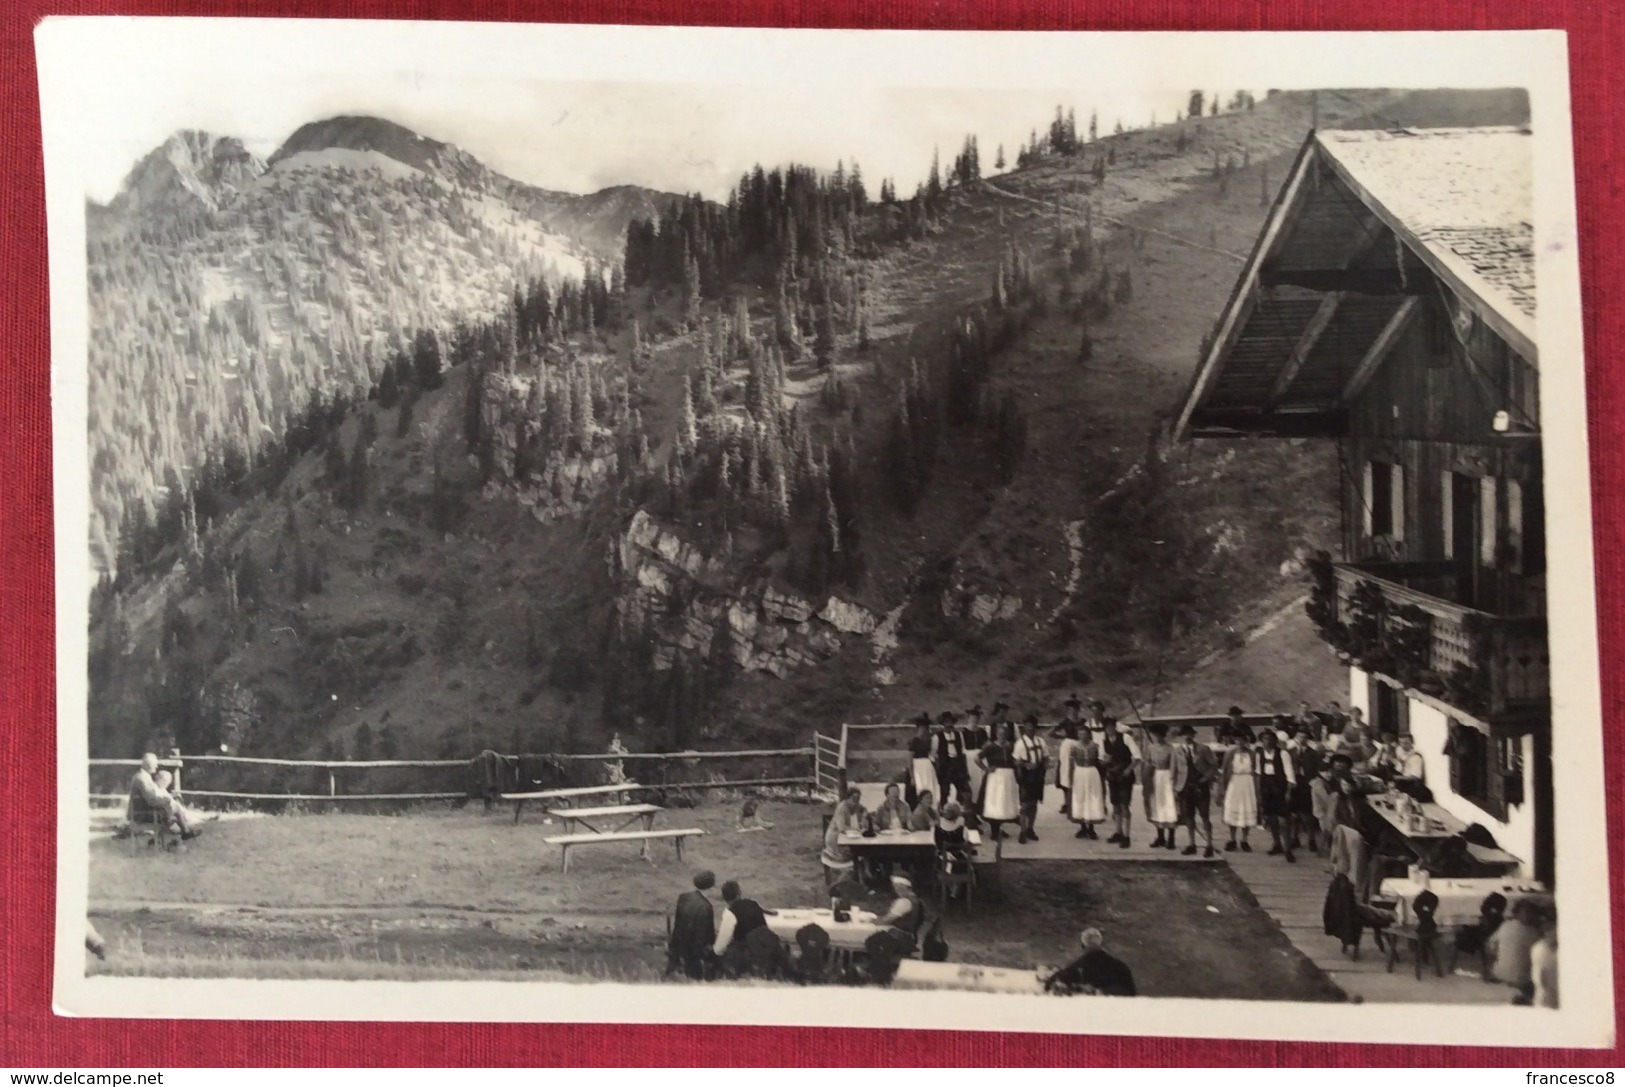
677, 374, 698, 457
995, 144, 1006, 170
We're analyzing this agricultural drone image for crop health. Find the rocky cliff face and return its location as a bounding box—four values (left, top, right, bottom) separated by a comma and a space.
478, 371, 621, 523
612, 511, 891, 679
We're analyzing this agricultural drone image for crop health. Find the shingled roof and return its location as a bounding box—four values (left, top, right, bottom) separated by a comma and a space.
1316, 127, 1534, 345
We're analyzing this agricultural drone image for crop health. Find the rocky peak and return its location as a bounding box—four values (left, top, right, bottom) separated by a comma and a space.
107, 130, 266, 217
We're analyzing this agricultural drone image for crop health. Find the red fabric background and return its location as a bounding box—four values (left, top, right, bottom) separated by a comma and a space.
2, 0, 1621, 1067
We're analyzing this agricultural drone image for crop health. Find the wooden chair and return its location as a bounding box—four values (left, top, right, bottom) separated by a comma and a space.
937, 849, 975, 912
1385, 925, 1447, 979
124, 808, 179, 854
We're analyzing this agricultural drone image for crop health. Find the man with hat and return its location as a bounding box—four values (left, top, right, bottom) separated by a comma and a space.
931, 711, 972, 808
880, 872, 924, 952
665, 870, 718, 980
1013, 716, 1050, 844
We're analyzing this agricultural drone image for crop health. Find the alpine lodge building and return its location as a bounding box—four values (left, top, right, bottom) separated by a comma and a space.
1172, 126, 1552, 885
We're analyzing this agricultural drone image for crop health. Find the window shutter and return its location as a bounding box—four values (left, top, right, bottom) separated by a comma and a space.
1391, 465, 1405, 545
1362, 462, 1374, 538
1441, 470, 1455, 558
1506, 479, 1523, 571
1447, 719, 1465, 795
1485, 736, 1508, 820
1479, 476, 1498, 567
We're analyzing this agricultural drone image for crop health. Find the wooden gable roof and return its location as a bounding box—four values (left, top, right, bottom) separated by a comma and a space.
1174, 127, 1534, 439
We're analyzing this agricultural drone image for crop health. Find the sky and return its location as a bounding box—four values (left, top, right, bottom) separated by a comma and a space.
39, 21, 1549, 205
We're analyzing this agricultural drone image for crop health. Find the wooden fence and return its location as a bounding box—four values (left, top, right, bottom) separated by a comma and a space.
89, 745, 828, 810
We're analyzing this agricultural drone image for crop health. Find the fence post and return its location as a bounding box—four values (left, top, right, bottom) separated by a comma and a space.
328, 769, 336, 797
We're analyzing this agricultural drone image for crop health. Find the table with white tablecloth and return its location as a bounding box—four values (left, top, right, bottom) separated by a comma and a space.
763, 907, 883, 951
1377, 877, 1553, 929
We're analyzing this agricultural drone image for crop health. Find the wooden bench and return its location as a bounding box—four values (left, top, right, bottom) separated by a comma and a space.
544, 827, 706, 872
545, 803, 663, 836
504, 782, 644, 825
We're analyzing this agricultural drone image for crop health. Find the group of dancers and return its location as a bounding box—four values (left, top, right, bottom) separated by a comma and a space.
899, 699, 1362, 861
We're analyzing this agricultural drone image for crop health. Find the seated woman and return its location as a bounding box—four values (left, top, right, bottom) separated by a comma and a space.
907, 789, 938, 832
872, 782, 913, 832
821, 788, 867, 887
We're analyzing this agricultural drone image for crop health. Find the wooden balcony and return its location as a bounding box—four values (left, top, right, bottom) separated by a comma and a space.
1332, 560, 1549, 719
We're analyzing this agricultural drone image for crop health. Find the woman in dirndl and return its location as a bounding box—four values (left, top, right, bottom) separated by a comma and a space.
907, 720, 940, 809
977, 722, 1020, 840
1069, 727, 1107, 838
822, 788, 867, 885
1140, 724, 1181, 850
1054, 723, 1080, 816
1219, 735, 1260, 852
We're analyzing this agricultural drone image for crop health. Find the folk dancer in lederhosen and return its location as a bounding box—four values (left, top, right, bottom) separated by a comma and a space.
977, 721, 1020, 841
1069, 725, 1108, 839
906, 717, 939, 809
1054, 721, 1081, 816
1254, 728, 1297, 862
1013, 716, 1050, 844
1139, 723, 1180, 850
931, 712, 971, 808
1101, 719, 1139, 849
1172, 724, 1218, 857
1219, 727, 1260, 852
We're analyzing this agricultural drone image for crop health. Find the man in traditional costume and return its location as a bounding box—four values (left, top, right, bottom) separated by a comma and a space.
1012, 716, 1050, 844
930, 712, 971, 808
1254, 728, 1297, 862
1172, 724, 1217, 857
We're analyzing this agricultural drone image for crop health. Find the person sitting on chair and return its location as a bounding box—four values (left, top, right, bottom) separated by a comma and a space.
712, 880, 771, 978
908, 789, 938, 832
934, 802, 973, 901
880, 873, 924, 953
127, 754, 200, 841
1452, 892, 1508, 978
873, 782, 913, 832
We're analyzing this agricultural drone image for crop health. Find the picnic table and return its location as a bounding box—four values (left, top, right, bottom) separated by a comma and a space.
763, 906, 884, 952
544, 826, 706, 873
545, 803, 662, 836
505, 782, 645, 825
1378, 876, 1553, 929
891, 960, 1048, 995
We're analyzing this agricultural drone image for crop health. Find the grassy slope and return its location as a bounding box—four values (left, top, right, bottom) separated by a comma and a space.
88, 805, 1337, 1000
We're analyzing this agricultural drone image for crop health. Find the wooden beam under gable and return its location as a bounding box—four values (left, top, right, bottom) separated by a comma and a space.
1265, 291, 1344, 410
1339, 298, 1419, 405
1172, 136, 1323, 440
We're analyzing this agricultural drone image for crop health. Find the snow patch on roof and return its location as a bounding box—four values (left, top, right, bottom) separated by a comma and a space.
1317, 127, 1534, 339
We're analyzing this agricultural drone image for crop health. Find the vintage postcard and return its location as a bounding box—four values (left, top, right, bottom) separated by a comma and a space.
39, 19, 1612, 1046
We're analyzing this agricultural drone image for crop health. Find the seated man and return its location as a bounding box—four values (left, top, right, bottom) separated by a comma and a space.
880, 873, 924, 953
712, 880, 771, 978
127, 754, 200, 840
1044, 928, 1137, 996
665, 870, 718, 980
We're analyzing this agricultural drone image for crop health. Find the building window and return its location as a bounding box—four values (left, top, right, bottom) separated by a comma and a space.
1367, 461, 1404, 538
1446, 719, 1509, 821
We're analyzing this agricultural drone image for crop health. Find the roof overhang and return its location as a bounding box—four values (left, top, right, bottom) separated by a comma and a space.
1173, 127, 1536, 442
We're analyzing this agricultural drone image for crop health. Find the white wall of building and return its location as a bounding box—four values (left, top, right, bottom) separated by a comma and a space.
1347, 666, 1538, 874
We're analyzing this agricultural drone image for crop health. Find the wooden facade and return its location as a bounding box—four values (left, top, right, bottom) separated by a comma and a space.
1175, 126, 1551, 881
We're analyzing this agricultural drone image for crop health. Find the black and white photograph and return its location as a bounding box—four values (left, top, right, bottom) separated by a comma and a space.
40, 20, 1610, 1045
